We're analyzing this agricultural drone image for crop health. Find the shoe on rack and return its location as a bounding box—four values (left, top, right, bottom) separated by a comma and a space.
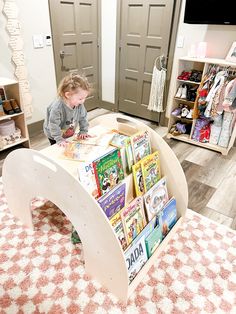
186, 109, 193, 119
196, 71, 202, 82
177, 71, 188, 80
10, 99, 21, 113
2, 100, 14, 115
182, 71, 191, 80
171, 105, 182, 117
180, 84, 187, 99
176, 122, 186, 134
175, 85, 183, 98
181, 107, 190, 118
169, 124, 177, 134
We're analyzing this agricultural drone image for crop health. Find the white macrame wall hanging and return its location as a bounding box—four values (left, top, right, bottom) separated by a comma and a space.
2, 0, 33, 118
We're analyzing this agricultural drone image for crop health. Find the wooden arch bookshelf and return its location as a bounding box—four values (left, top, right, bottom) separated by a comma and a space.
2, 113, 188, 303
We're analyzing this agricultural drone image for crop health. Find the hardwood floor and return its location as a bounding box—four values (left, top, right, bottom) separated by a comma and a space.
1, 108, 235, 230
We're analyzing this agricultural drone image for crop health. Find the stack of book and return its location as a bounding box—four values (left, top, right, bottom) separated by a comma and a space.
63, 125, 178, 283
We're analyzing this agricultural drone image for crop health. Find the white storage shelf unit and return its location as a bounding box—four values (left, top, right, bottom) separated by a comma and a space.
2, 114, 188, 303
167, 57, 236, 155
0, 77, 30, 151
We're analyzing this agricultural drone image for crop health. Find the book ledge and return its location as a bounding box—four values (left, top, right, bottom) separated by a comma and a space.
2, 113, 188, 303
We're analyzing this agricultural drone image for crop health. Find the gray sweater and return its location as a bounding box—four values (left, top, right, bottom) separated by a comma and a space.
43, 98, 89, 143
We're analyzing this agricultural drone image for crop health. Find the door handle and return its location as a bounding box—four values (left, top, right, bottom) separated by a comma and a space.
60, 50, 72, 58
59, 50, 71, 71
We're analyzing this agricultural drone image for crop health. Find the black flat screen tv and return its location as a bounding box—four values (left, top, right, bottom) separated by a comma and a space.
184, 0, 236, 25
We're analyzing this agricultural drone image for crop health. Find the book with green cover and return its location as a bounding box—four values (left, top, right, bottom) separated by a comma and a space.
145, 218, 162, 258
93, 148, 125, 197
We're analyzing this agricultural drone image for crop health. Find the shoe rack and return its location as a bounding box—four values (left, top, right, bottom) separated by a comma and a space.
2, 113, 188, 303
167, 57, 236, 155
0, 77, 30, 151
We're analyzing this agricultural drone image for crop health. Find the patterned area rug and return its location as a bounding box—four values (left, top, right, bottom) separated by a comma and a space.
0, 184, 236, 314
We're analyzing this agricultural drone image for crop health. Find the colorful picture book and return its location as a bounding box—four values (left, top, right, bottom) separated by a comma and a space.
145, 217, 162, 258
121, 196, 146, 245
125, 234, 148, 283
124, 213, 158, 282
77, 161, 99, 198
63, 142, 112, 161
110, 132, 130, 148
143, 176, 169, 221
98, 182, 126, 219
131, 130, 151, 163
93, 148, 125, 197
159, 197, 177, 238
132, 160, 145, 197
141, 151, 161, 192
110, 210, 127, 251
74, 125, 115, 146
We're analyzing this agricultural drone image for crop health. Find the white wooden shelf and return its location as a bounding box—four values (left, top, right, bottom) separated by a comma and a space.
174, 97, 195, 104
0, 112, 24, 121
2, 113, 188, 303
0, 78, 30, 152
177, 79, 201, 85
168, 57, 236, 155
179, 56, 236, 67
0, 137, 29, 152
167, 133, 232, 155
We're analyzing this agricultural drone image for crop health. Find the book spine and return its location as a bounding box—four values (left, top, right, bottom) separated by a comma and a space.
92, 161, 102, 197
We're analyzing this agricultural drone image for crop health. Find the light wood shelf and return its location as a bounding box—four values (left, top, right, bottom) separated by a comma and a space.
0, 112, 24, 121
2, 113, 188, 303
177, 79, 201, 85
168, 58, 236, 155
0, 77, 30, 152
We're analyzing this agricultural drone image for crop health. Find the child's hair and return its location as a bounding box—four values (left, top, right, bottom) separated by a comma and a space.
57, 72, 91, 98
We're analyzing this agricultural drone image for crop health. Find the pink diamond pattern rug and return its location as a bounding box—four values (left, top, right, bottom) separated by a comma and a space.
0, 183, 236, 314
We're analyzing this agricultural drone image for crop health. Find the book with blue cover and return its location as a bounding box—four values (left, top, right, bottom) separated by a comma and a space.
159, 197, 177, 238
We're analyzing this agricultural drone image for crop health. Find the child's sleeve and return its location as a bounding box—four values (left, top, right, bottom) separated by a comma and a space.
49, 108, 64, 143
78, 104, 89, 134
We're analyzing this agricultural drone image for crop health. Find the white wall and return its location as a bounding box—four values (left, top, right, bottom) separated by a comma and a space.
1, 0, 236, 124
0, 0, 57, 125
166, 0, 236, 117
101, 0, 117, 103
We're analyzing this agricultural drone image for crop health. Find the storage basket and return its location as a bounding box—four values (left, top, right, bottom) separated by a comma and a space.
0, 120, 15, 136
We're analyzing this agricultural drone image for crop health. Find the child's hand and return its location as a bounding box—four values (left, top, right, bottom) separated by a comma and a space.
57, 140, 69, 147
77, 133, 92, 140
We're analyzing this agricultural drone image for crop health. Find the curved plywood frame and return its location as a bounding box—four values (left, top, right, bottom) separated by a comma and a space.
2, 114, 188, 302
2, 149, 129, 301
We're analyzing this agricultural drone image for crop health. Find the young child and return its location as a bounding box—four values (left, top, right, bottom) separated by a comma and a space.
43, 72, 91, 145
44, 72, 92, 244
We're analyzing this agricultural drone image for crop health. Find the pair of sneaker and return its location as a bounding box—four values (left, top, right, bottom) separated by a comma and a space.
171, 104, 193, 119
175, 84, 187, 99
177, 71, 191, 80
170, 122, 192, 136
182, 107, 193, 119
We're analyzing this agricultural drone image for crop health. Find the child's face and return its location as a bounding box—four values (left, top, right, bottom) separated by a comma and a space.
65, 88, 88, 107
